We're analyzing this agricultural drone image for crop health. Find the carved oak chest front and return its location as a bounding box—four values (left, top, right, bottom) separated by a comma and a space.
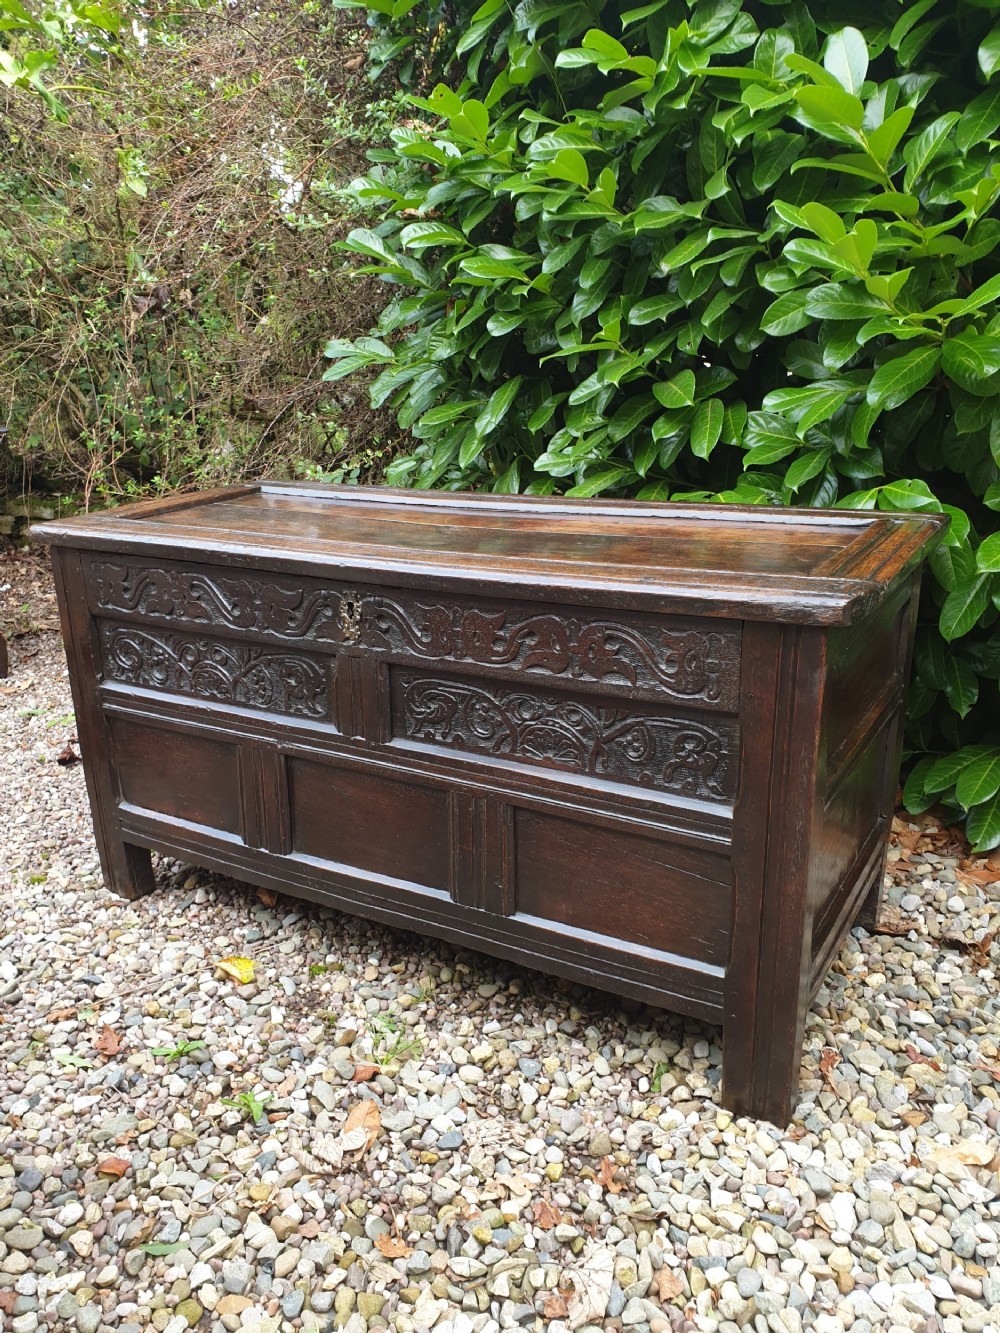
33, 483, 944, 1122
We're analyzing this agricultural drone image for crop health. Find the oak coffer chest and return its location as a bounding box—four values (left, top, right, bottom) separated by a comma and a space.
33, 483, 944, 1123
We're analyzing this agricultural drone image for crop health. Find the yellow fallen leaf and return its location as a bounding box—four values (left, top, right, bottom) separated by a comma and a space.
217, 956, 256, 984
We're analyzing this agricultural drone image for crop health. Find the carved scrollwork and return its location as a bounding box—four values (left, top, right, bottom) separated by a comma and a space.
396, 674, 736, 801
92, 562, 348, 643
369, 599, 738, 705
99, 623, 328, 718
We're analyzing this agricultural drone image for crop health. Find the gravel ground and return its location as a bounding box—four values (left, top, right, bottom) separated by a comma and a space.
2, 548, 1000, 1333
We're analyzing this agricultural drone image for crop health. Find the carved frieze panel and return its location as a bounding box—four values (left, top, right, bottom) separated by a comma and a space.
99, 622, 329, 720
393, 673, 737, 801
367, 599, 740, 707
92, 562, 344, 642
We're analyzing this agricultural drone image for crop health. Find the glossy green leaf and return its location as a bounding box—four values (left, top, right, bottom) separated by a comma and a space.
979, 23, 1000, 80
823, 27, 868, 96
866, 106, 915, 167
785, 447, 832, 492
955, 87, 1000, 152
743, 411, 800, 463
549, 149, 589, 188
942, 332, 1000, 394
966, 788, 1000, 852
978, 533, 1000, 572
867, 346, 940, 411
925, 745, 992, 793
942, 656, 979, 719
940, 576, 991, 641
902, 755, 938, 814
804, 284, 886, 320
760, 289, 813, 337
653, 370, 696, 409
902, 113, 960, 192
628, 295, 683, 325
956, 753, 1000, 809
793, 84, 865, 133
475, 376, 522, 436
565, 466, 635, 497
690, 399, 724, 459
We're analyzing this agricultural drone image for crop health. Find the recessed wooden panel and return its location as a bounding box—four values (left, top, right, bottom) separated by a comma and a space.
513, 809, 731, 965
812, 723, 891, 945
110, 716, 243, 835
288, 758, 452, 892
823, 587, 907, 771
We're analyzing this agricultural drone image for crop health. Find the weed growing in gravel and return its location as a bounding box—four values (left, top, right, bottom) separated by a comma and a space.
651, 1062, 671, 1094
369, 1013, 422, 1067
222, 1091, 272, 1125
151, 1039, 207, 1062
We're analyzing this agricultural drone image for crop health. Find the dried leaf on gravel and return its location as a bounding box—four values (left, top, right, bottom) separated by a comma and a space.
904, 1043, 942, 1071
216, 955, 256, 984
374, 1233, 412, 1259
653, 1267, 686, 1303
343, 1099, 380, 1152
531, 1198, 563, 1229
597, 1155, 622, 1193
0, 678, 32, 694
56, 744, 78, 765
541, 1289, 570, 1318
959, 863, 1000, 886
874, 909, 920, 937
93, 1024, 121, 1055
925, 1140, 997, 1179
564, 1242, 614, 1328
98, 1156, 130, 1177
819, 1048, 840, 1093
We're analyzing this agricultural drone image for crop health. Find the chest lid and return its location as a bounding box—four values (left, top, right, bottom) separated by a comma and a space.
32, 481, 945, 625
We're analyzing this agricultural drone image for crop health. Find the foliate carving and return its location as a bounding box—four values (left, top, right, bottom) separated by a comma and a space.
396, 675, 736, 801
92, 562, 347, 643
369, 600, 739, 706
100, 623, 328, 718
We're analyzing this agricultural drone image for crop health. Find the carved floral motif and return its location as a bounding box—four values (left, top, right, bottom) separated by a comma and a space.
397, 675, 736, 800
99, 623, 328, 718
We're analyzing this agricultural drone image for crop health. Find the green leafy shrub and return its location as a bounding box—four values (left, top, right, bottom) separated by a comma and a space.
327, 0, 1000, 850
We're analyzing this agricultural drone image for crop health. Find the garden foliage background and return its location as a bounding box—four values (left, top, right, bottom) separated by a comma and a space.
3, 0, 1000, 849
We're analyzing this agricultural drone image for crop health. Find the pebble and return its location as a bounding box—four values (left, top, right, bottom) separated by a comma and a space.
2, 563, 999, 1333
